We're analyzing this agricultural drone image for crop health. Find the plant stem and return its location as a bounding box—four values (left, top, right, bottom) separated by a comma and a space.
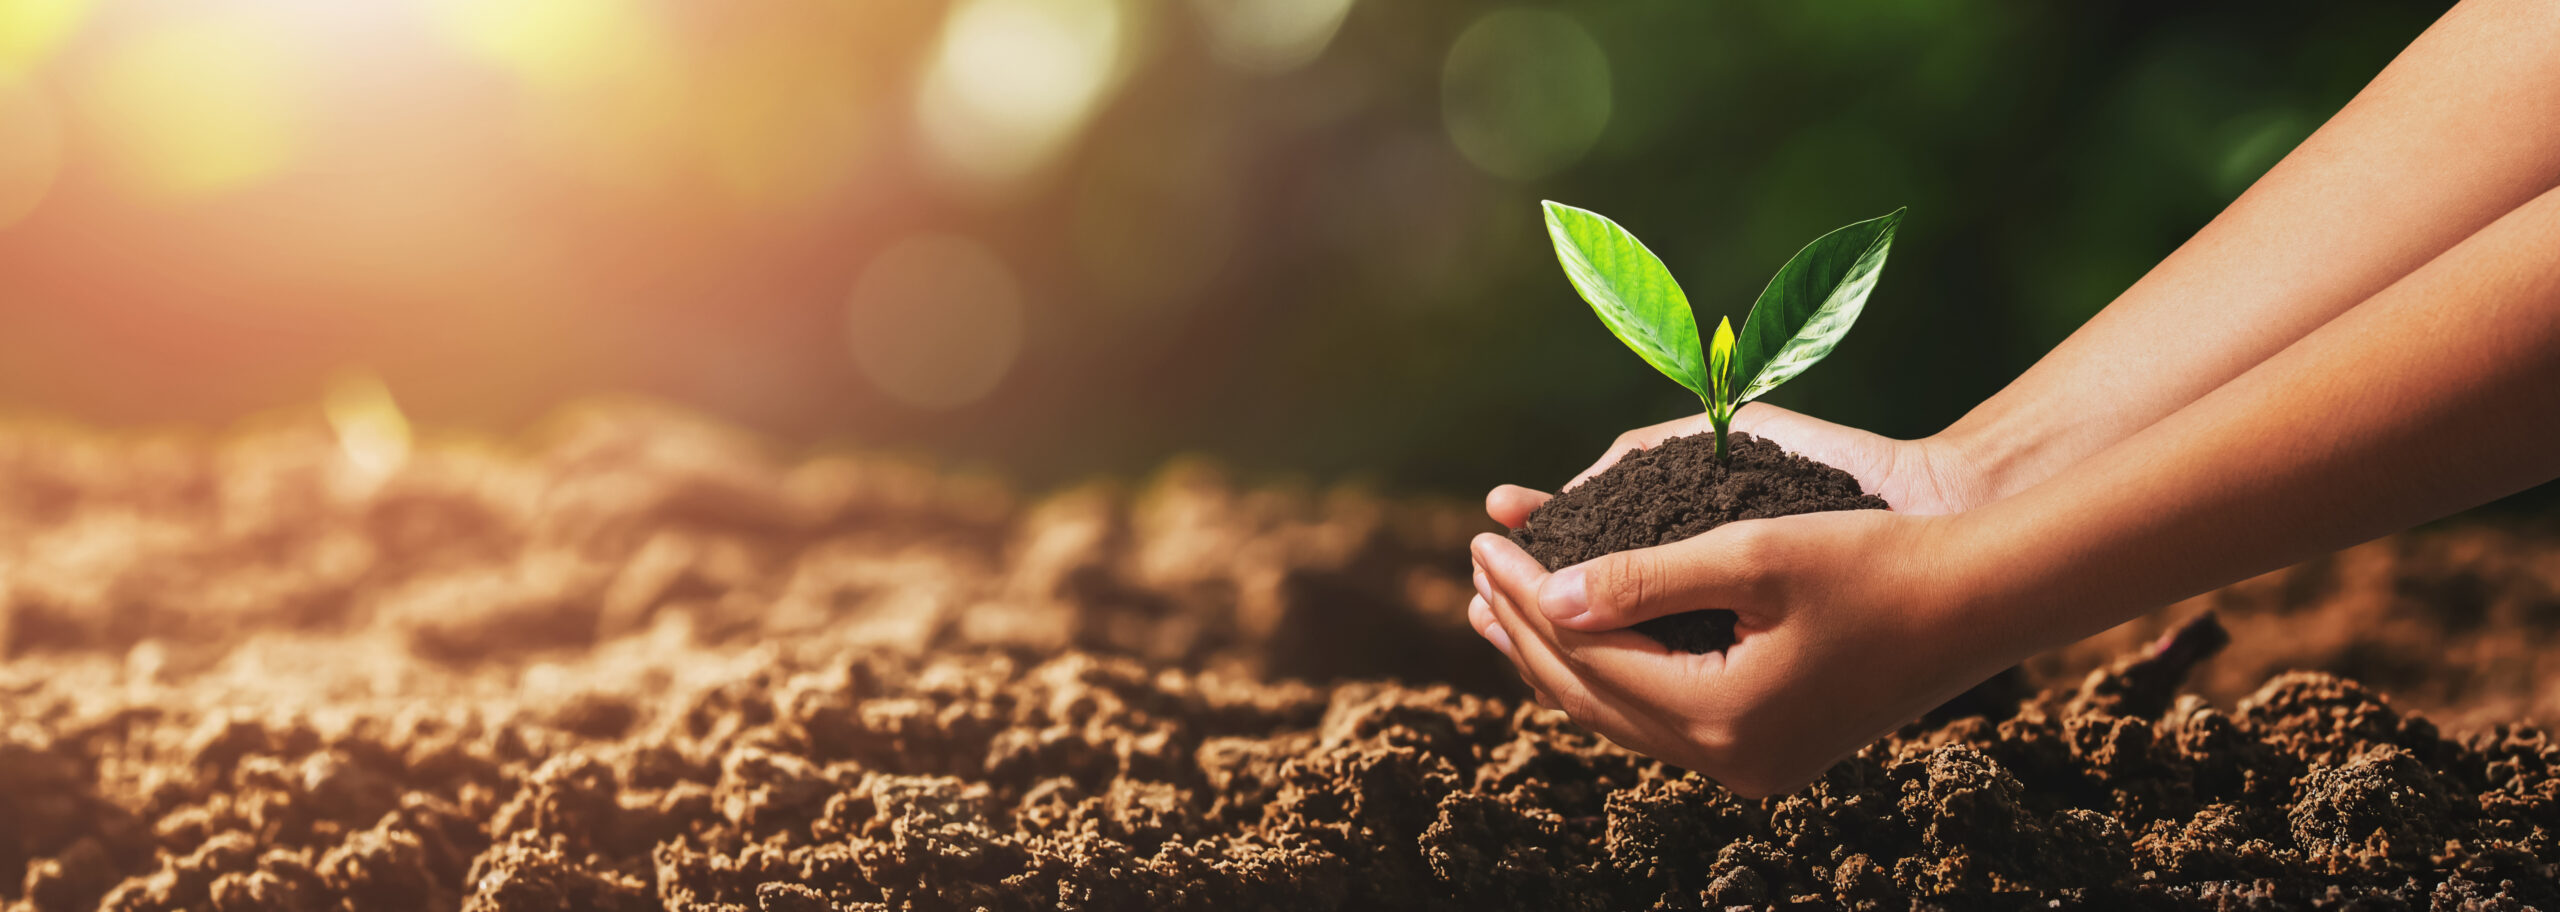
1705, 397, 1732, 463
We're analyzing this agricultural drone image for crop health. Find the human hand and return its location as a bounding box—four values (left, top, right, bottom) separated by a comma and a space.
1484, 403, 1994, 530
1461, 512, 2018, 797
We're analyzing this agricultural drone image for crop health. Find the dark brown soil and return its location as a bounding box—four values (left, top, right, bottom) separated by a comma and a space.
2, 403, 2557, 910
1506, 431, 1888, 653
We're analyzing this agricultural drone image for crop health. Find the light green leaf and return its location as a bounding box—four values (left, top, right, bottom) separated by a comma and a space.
1731, 208, 1904, 404
1541, 201, 1707, 401
1707, 316, 1735, 409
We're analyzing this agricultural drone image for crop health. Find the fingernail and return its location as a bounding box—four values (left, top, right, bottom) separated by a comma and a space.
1472, 568, 1490, 600
1484, 624, 1515, 656
1541, 566, 1589, 622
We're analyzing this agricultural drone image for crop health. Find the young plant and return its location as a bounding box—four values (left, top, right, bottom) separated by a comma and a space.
1541, 201, 1904, 462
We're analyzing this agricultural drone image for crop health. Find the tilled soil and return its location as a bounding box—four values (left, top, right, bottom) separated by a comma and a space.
2, 403, 2557, 910
1506, 432, 1888, 653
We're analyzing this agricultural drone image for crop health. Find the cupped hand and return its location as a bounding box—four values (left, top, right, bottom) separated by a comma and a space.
1484, 402, 1994, 530
1461, 512, 2020, 798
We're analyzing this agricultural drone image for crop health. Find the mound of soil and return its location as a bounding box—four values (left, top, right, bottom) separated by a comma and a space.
8, 612, 2556, 910
2, 402, 2558, 909
1506, 432, 1888, 653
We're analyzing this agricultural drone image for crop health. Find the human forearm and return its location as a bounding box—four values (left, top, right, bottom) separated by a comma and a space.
1938, 0, 2560, 499
1957, 183, 2560, 658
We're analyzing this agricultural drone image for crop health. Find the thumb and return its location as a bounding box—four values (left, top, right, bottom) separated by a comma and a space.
1537, 523, 1778, 632
1485, 484, 1551, 530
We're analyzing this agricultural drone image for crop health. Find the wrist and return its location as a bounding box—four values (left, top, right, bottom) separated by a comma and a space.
1925, 401, 2071, 506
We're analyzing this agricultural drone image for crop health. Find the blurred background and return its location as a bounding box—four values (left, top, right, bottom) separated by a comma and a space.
0, 0, 2488, 500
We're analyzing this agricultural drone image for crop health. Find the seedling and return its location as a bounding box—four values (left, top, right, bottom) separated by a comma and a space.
1541, 202, 1904, 461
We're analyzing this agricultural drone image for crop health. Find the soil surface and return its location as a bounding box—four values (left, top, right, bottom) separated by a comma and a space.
1, 403, 2556, 910
1506, 432, 1888, 653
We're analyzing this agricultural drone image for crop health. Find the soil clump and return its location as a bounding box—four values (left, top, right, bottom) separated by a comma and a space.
1507, 431, 1888, 653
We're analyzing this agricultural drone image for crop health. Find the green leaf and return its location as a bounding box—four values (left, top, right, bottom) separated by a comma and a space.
1541, 201, 1707, 402
1731, 208, 1904, 404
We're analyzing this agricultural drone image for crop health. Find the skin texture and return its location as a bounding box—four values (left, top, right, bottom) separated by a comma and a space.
1471, 0, 2560, 798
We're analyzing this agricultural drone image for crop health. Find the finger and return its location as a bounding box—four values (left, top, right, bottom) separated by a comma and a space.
1566, 414, 1715, 491
1480, 536, 1723, 703
1472, 536, 1666, 742
1473, 569, 1526, 661
1476, 534, 1653, 657
1527, 524, 1783, 632
1485, 485, 1551, 529
1478, 536, 1756, 774
1468, 594, 1519, 657
1474, 590, 1561, 705
1475, 589, 1562, 705
1471, 534, 1562, 648
1485, 584, 1681, 757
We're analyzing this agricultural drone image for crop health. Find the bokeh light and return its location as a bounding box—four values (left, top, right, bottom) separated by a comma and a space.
323, 369, 414, 485
0, 77, 64, 228
845, 235, 1027, 410
918, 0, 1126, 184
1440, 8, 1612, 181
77, 10, 304, 200
1190, 0, 1355, 75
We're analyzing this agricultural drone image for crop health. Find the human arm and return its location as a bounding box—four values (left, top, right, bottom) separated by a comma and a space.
1492, 0, 2560, 529
1936, 0, 2560, 497
1470, 180, 2560, 796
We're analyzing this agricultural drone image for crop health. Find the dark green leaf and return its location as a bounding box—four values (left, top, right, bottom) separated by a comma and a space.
1732, 208, 1904, 403
1541, 201, 1707, 401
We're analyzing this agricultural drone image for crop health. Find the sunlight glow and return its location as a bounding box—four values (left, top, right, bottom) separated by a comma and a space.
433, 0, 691, 191
0, 0, 94, 77
80, 13, 303, 200
918, 0, 1125, 183
431, 0, 667, 90
324, 371, 414, 485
